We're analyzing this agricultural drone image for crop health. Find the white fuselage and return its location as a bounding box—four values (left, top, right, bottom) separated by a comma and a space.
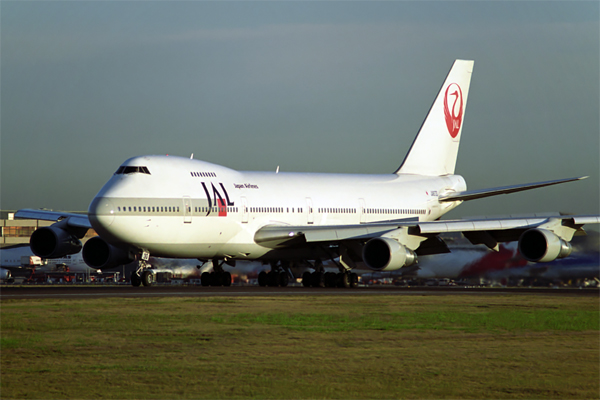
89, 155, 466, 261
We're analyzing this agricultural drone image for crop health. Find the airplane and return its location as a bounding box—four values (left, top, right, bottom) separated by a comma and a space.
146, 256, 207, 282
0, 244, 101, 274
15, 59, 600, 288
1, 244, 210, 283
361, 231, 599, 286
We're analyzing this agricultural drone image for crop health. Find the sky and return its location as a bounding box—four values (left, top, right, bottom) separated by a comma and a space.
1, 1, 599, 222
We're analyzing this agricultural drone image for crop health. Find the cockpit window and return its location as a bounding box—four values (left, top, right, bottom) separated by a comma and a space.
115, 166, 151, 175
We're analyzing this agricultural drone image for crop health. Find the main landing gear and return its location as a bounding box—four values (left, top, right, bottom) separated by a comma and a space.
301, 260, 359, 288
258, 261, 291, 287
200, 259, 232, 287
302, 271, 358, 288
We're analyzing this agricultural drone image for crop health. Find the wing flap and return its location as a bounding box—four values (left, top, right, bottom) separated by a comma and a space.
254, 222, 414, 247
415, 217, 551, 234
304, 225, 399, 242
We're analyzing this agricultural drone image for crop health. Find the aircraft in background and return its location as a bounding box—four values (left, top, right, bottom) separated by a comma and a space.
145, 257, 207, 282
16, 59, 599, 287
362, 231, 599, 286
1, 244, 100, 274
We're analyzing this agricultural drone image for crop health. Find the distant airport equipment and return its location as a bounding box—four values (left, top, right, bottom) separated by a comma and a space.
21, 255, 43, 266
16, 59, 600, 287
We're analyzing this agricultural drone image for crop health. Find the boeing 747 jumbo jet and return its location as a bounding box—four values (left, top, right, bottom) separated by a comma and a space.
17, 60, 599, 287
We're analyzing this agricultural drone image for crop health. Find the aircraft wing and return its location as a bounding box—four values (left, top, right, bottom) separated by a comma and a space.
254, 214, 599, 253
438, 176, 587, 202
15, 209, 92, 230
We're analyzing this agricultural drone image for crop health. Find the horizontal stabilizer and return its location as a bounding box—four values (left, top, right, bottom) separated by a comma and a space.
439, 176, 588, 202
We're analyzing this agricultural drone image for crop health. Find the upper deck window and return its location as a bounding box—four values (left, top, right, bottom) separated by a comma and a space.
191, 171, 216, 178
115, 166, 151, 175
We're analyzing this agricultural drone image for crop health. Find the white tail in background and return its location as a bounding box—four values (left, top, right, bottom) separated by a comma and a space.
396, 59, 474, 176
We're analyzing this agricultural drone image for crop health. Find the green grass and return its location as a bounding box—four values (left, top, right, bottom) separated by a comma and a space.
1, 294, 598, 399
218, 308, 597, 333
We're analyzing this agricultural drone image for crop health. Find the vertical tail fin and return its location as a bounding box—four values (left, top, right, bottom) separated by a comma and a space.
396, 59, 474, 176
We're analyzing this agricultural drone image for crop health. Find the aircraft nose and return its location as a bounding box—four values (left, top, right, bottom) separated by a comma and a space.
89, 197, 116, 228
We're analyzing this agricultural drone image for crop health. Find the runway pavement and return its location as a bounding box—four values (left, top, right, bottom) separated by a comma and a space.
1, 284, 598, 300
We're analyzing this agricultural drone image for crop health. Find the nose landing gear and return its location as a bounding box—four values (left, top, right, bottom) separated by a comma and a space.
131, 251, 154, 287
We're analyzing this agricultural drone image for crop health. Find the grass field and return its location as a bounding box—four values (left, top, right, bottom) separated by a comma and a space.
1, 293, 598, 399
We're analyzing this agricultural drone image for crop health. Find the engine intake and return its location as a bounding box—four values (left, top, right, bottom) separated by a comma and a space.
518, 228, 572, 263
30, 226, 82, 258
362, 237, 417, 271
82, 236, 132, 269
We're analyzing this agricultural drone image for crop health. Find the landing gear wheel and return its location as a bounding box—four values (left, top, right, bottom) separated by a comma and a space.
302, 271, 312, 287
349, 272, 359, 288
222, 271, 232, 287
324, 272, 337, 288
258, 271, 268, 287
131, 272, 141, 287
278, 271, 289, 287
337, 273, 350, 288
267, 271, 279, 287
210, 272, 222, 287
201, 272, 211, 287
311, 271, 324, 288
141, 270, 153, 287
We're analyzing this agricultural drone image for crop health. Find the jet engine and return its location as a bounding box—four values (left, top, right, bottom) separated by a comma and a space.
362, 237, 417, 271
82, 236, 132, 269
518, 228, 572, 263
30, 226, 82, 258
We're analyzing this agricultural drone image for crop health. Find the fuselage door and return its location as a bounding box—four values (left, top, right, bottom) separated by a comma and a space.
306, 198, 314, 224
241, 196, 248, 223
183, 196, 192, 223
359, 198, 366, 223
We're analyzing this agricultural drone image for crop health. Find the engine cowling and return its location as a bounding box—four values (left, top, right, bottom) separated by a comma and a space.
518, 228, 572, 263
30, 226, 82, 258
362, 237, 417, 271
82, 236, 132, 269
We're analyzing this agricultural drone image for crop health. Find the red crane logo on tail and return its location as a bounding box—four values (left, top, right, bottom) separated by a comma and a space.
444, 83, 463, 138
